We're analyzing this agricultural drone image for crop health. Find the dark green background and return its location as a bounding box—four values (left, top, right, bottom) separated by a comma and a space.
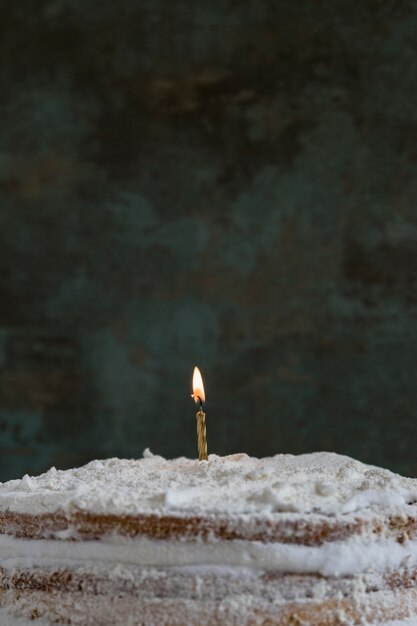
1, 1, 417, 481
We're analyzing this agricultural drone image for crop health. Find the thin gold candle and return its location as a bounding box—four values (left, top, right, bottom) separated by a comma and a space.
191, 366, 208, 461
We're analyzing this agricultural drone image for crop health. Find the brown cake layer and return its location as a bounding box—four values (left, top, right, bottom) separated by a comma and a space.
2, 564, 417, 597
0, 509, 417, 545
1, 569, 417, 626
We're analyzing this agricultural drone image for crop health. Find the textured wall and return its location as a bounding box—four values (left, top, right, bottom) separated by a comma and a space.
1, 1, 417, 480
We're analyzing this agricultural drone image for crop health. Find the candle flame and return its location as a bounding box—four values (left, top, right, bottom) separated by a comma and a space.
192, 366, 205, 405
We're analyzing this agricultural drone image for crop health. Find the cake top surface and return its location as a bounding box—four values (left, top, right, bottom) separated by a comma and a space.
0, 450, 416, 518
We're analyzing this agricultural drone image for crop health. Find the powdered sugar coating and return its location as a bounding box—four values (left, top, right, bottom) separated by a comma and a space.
0, 450, 416, 517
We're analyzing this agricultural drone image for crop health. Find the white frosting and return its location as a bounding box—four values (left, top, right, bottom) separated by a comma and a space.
2, 453, 417, 625
0, 450, 416, 518
1, 533, 417, 577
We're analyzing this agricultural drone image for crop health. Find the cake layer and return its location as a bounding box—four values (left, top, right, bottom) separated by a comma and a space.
1, 509, 417, 546
1, 567, 417, 625
1, 452, 416, 550
1, 562, 417, 600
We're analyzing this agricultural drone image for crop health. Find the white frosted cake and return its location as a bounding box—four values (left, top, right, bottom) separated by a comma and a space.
1, 450, 417, 625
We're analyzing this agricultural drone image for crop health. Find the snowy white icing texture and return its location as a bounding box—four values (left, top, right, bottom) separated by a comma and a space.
1, 452, 417, 626
0, 450, 416, 517
1, 534, 417, 577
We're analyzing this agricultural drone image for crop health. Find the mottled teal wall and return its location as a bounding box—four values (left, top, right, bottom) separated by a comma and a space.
1, 1, 417, 480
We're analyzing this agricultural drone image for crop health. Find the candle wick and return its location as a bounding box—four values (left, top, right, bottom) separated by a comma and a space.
191, 393, 204, 411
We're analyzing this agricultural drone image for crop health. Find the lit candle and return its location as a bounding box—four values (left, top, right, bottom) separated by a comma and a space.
191, 366, 208, 461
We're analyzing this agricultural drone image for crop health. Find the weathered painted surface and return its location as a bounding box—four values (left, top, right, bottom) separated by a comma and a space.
0, 1, 417, 480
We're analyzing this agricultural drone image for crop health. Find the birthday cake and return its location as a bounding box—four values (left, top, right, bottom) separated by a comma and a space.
0, 451, 417, 625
